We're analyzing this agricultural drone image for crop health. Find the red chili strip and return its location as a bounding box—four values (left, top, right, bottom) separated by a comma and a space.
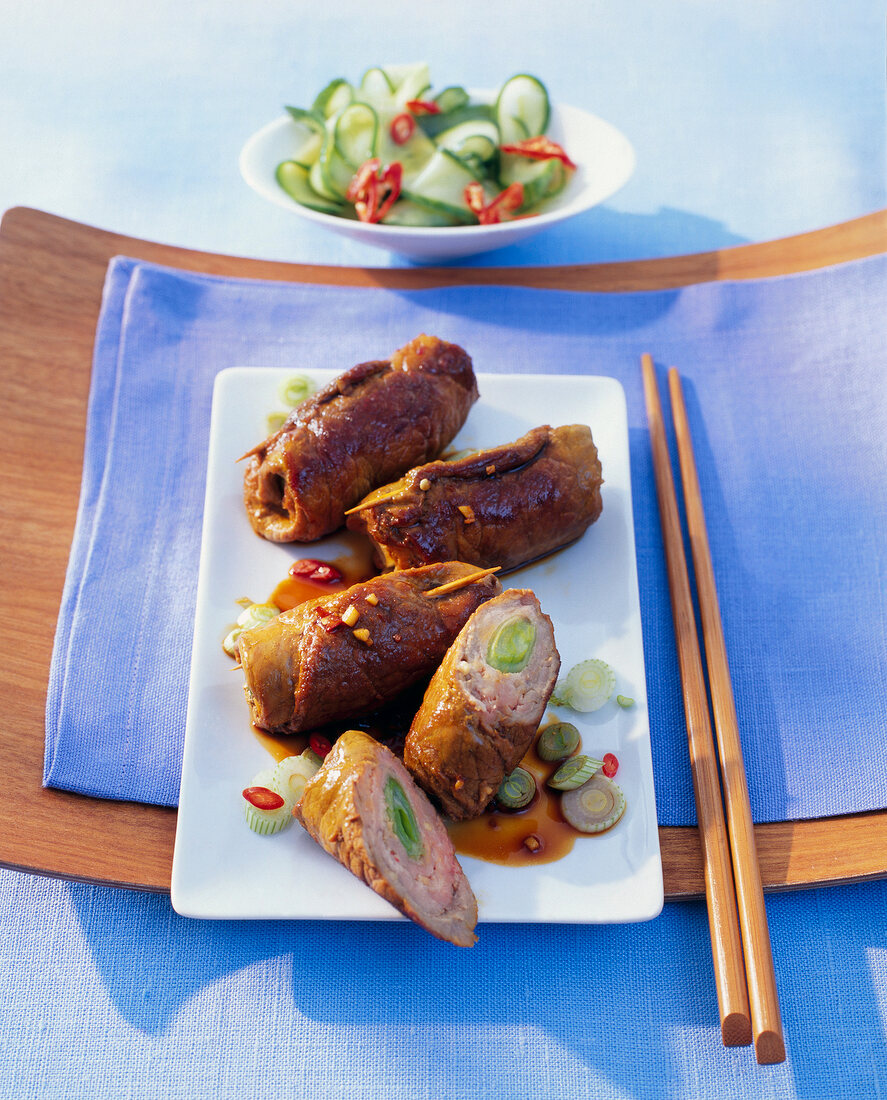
289, 559, 344, 584
346, 158, 402, 223
405, 98, 441, 115
500, 136, 577, 170
309, 734, 332, 758
243, 786, 285, 810
390, 112, 415, 145
463, 181, 525, 225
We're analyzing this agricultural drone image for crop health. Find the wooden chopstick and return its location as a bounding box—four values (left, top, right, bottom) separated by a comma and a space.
641, 354, 752, 1049
668, 368, 786, 1065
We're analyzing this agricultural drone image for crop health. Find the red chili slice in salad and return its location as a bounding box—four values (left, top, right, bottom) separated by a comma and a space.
405, 98, 440, 115
602, 753, 619, 778
346, 158, 402, 223
242, 786, 286, 810
289, 559, 344, 584
500, 136, 577, 170
389, 112, 415, 145
309, 734, 333, 758
463, 181, 525, 225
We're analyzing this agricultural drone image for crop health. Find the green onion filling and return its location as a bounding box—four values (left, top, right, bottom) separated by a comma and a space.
385, 776, 424, 861
486, 615, 536, 674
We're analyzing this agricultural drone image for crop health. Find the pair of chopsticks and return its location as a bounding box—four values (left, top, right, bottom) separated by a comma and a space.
641, 354, 785, 1065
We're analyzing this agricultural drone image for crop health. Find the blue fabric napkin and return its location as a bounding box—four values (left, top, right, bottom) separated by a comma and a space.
45, 255, 887, 823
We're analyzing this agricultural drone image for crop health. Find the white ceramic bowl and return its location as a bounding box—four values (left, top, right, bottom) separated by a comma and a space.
239, 96, 635, 263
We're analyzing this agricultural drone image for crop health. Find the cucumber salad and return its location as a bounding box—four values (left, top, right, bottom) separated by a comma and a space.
275, 64, 577, 227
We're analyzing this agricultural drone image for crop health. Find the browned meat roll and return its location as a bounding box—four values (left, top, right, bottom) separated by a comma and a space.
404, 589, 559, 821
238, 562, 502, 734
346, 424, 603, 572
296, 729, 478, 946
242, 334, 478, 542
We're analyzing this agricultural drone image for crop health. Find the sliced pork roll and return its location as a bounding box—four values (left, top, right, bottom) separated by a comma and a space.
238, 562, 502, 734
404, 589, 559, 820
295, 729, 478, 947
243, 334, 478, 542
346, 424, 603, 572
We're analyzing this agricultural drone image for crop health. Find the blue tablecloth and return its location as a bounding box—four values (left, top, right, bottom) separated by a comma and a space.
45, 255, 887, 826
3, 1, 887, 1096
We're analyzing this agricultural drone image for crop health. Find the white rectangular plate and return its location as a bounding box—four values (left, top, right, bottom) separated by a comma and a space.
171, 368, 663, 924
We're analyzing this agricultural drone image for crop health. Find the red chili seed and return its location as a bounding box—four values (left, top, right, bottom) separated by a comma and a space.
243, 786, 285, 810
602, 752, 619, 778
309, 734, 332, 758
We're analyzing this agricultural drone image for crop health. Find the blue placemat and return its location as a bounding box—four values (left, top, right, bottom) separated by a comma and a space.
44, 255, 887, 823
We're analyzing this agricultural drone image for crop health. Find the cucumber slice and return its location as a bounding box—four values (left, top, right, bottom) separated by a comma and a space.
433, 85, 470, 114
375, 111, 437, 184
359, 66, 396, 108
402, 147, 479, 220
382, 62, 427, 90
495, 73, 550, 146
381, 199, 461, 227
418, 102, 494, 139
436, 119, 499, 160
309, 152, 345, 202
312, 78, 354, 118
499, 154, 567, 208
386, 62, 431, 106
333, 101, 378, 168
276, 161, 345, 215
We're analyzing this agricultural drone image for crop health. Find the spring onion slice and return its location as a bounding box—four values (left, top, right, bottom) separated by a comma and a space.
272, 753, 321, 809
536, 722, 581, 762
561, 659, 615, 712
560, 774, 626, 834
243, 768, 293, 836
547, 754, 603, 791
223, 601, 280, 657
496, 767, 536, 810
278, 373, 315, 407
616, 695, 635, 708
486, 615, 536, 674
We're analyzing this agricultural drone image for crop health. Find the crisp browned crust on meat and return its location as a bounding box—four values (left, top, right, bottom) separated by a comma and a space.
404, 589, 560, 820
295, 729, 478, 946
346, 424, 603, 571
238, 562, 502, 734
243, 335, 478, 542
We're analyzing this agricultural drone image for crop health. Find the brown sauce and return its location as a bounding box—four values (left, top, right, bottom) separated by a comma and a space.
446, 740, 577, 866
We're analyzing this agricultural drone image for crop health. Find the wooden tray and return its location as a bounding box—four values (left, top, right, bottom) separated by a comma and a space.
2, 204, 886, 899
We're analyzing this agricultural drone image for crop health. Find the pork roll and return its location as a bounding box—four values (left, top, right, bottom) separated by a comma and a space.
238, 562, 502, 735
243, 334, 478, 542
346, 424, 602, 572
295, 729, 478, 946
404, 589, 560, 820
